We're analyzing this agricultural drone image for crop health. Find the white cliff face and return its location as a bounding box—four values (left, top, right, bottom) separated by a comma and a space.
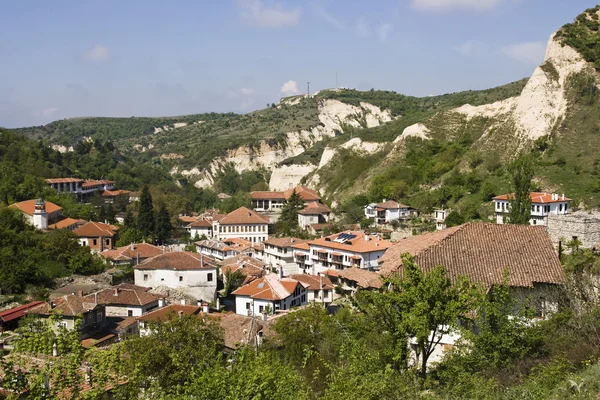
269, 164, 316, 191
395, 123, 431, 142
187, 99, 395, 189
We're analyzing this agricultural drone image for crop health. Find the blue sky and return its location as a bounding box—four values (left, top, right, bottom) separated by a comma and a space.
0, 0, 597, 128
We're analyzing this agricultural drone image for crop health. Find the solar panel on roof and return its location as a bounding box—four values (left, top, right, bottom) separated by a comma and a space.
257, 283, 265, 289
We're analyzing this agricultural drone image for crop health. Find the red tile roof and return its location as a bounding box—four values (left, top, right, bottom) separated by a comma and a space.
189, 219, 212, 228
218, 206, 269, 225
231, 274, 303, 301
380, 222, 565, 288
375, 200, 410, 209
250, 191, 286, 200
136, 251, 216, 270
0, 301, 44, 323
101, 189, 130, 197
82, 179, 114, 188
9, 199, 62, 216
493, 192, 572, 204
48, 217, 79, 230
137, 304, 202, 322
179, 215, 199, 223
218, 313, 265, 349
298, 201, 331, 215
283, 186, 321, 202
263, 237, 308, 248
290, 274, 334, 291
305, 231, 392, 254
100, 243, 164, 262
84, 284, 161, 307
73, 221, 119, 238
45, 178, 83, 184
338, 268, 383, 289
28, 295, 101, 317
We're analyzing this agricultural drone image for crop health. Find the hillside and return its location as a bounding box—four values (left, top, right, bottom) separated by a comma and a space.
11, 7, 600, 215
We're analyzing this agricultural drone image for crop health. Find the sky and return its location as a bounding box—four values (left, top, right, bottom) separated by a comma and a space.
0, 0, 597, 128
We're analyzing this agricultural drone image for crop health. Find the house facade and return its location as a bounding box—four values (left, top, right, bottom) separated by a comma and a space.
364, 200, 414, 225
493, 192, 571, 226
28, 294, 106, 332
213, 207, 269, 243
298, 202, 331, 229
134, 252, 218, 301
84, 284, 162, 317
293, 231, 392, 275
45, 178, 115, 199
250, 185, 321, 213
100, 243, 164, 266
434, 209, 448, 230
10, 198, 62, 229
231, 273, 308, 316
74, 221, 119, 252
290, 274, 335, 304
188, 219, 213, 239
263, 237, 307, 275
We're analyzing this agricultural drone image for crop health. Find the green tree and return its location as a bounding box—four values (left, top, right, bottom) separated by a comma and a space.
155, 203, 173, 245
277, 189, 304, 235
137, 185, 154, 238
506, 157, 534, 225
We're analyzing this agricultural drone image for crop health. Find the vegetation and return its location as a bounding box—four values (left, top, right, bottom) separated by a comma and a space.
275, 189, 304, 236
507, 156, 534, 224
556, 6, 600, 69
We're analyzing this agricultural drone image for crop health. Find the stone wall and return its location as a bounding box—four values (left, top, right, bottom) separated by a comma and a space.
546, 211, 600, 249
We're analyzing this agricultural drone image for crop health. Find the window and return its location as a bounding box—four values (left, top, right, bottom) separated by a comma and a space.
179, 276, 183, 282
559, 204, 563, 212
323, 290, 329, 299
105, 239, 110, 246
128, 310, 133, 317
93, 239, 97, 246
565, 203, 569, 211
143, 274, 148, 281
259, 305, 264, 313
96, 311, 103, 321
207, 273, 213, 282
246, 302, 251, 310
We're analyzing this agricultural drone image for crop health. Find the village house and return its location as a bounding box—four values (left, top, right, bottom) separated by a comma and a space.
137, 304, 203, 336
364, 200, 415, 225
493, 192, 571, 226
290, 273, 336, 304
10, 198, 62, 229
212, 206, 269, 243
0, 301, 44, 333
263, 237, 308, 275
250, 185, 322, 213
28, 294, 106, 332
134, 252, 218, 301
195, 239, 239, 260
188, 218, 213, 239
45, 178, 116, 200
101, 189, 131, 204
434, 209, 448, 230
231, 272, 308, 316
100, 242, 164, 266
298, 202, 331, 229
84, 284, 163, 317
221, 255, 267, 285
336, 268, 383, 295
293, 231, 392, 275
48, 217, 81, 231
74, 221, 119, 252
218, 313, 267, 351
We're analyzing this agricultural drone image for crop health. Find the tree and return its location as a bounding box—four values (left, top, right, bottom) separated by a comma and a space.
506, 157, 534, 225
155, 203, 173, 245
277, 189, 304, 235
137, 186, 154, 238
444, 211, 464, 227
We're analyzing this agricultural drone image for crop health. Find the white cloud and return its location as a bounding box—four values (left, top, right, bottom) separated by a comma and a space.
313, 4, 345, 30
411, 0, 503, 12
41, 107, 59, 118
356, 18, 369, 37
502, 41, 546, 65
238, 0, 301, 28
280, 80, 300, 96
455, 40, 477, 56
84, 44, 110, 62
376, 23, 393, 42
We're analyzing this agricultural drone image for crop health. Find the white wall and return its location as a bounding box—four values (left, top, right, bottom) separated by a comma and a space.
104, 302, 159, 317
234, 286, 307, 316
299, 244, 387, 274
190, 226, 212, 239
214, 223, 268, 243
135, 268, 217, 301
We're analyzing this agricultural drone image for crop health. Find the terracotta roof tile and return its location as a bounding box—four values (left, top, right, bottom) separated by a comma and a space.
136, 251, 217, 270
9, 199, 62, 216
28, 295, 101, 317
218, 313, 265, 349
45, 178, 83, 184
48, 217, 79, 230
188, 219, 212, 228
493, 192, 572, 204
380, 222, 565, 288
231, 274, 302, 301
137, 304, 202, 322
73, 221, 119, 238
290, 274, 334, 290
84, 285, 161, 307
250, 191, 286, 200
338, 268, 383, 289
283, 186, 321, 202
102, 189, 130, 197
219, 207, 269, 225
100, 243, 164, 262
307, 231, 392, 253
298, 202, 331, 215
263, 237, 308, 248
0, 301, 45, 323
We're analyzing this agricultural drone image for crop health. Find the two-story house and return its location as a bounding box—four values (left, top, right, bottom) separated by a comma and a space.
292, 231, 392, 275
84, 284, 163, 317
10, 198, 62, 229
364, 200, 414, 225
134, 252, 218, 301
213, 207, 269, 243
231, 272, 308, 316
188, 218, 213, 239
493, 192, 571, 226
298, 202, 331, 229
74, 221, 119, 252
263, 237, 308, 275
100, 243, 164, 266
250, 185, 322, 213
290, 274, 336, 304
28, 294, 106, 332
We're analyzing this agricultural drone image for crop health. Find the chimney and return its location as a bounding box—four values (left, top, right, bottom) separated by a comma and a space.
365, 235, 370, 242
256, 331, 264, 347
50, 302, 56, 309
216, 297, 220, 310
77, 290, 84, 297
562, 194, 565, 200
180, 299, 186, 305
158, 298, 165, 307
114, 288, 119, 296
131, 243, 134, 251
94, 293, 98, 304
52, 342, 58, 357
202, 303, 210, 313
162, 246, 165, 254
178, 310, 184, 319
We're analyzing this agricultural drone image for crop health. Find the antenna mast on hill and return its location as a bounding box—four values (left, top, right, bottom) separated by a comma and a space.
307, 81, 310, 95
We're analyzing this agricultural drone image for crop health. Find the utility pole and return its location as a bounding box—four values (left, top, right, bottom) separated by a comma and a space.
307, 81, 310, 95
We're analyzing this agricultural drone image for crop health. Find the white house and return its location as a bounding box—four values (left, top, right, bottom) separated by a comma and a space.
493, 192, 571, 226
263, 237, 308, 276
298, 202, 331, 229
290, 274, 336, 304
45, 178, 115, 200
292, 231, 392, 275
28, 295, 106, 332
188, 219, 213, 239
364, 200, 414, 225
134, 252, 218, 302
434, 209, 448, 231
250, 185, 322, 213
10, 198, 62, 229
84, 284, 163, 317
213, 207, 269, 243
195, 239, 239, 260
231, 272, 308, 316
